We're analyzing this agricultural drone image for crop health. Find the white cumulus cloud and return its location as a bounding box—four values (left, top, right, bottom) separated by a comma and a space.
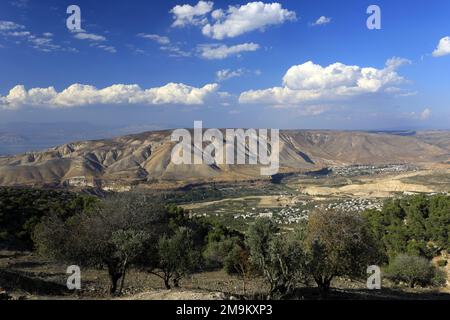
171, 1, 214, 27
202, 2, 296, 40
198, 42, 260, 59
0, 83, 219, 109
312, 16, 331, 26
432, 36, 450, 57
239, 57, 411, 106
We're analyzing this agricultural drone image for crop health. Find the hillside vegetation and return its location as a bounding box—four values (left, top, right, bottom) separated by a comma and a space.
1, 188, 448, 300
0, 187, 98, 249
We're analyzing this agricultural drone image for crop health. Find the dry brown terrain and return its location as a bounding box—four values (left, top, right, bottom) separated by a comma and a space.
1, 250, 449, 300
299, 168, 450, 198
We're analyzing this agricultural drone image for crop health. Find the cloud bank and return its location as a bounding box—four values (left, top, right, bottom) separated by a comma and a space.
0, 83, 219, 109
239, 57, 411, 106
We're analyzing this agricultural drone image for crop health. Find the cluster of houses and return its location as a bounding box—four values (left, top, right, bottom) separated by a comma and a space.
331, 164, 415, 177
190, 196, 385, 226
323, 198, 383, 212
229, 206, 310, 225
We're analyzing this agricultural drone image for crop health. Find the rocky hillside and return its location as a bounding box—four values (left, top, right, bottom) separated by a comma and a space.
0, 130, 448, 188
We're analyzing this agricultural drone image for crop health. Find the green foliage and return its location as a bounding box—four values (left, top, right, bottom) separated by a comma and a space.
246, 219, 307, 298
33, 191, 240, 294
305, 210, 381, 297
111, 229, 151, 266
246, 218, 279, 267
223, 244, 250, 275
386, 254, 445, 288
202, 219, 245, 270
33, 193, 168, 295
203, 237, 239, 270
364, 194, 450, 259
167, 204, 212, 252
0, 187, 98, 249
437, 259, 448, 267
150, 227, 201, 289
431, 268, 448, 287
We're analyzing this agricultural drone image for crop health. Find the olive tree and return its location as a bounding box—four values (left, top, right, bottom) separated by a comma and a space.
246, 218, 306, 299
224, 244, 253, 296
149, 227, 201, 289
33, 193, 167, 295
305, 210, 380, 298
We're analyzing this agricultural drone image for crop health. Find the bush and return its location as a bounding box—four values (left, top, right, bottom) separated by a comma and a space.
437, 259, 448, 267
432, 268, 448, 287
386, 254, 445, 288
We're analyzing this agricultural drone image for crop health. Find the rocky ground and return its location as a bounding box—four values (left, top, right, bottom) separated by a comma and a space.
1, 250, 449, 301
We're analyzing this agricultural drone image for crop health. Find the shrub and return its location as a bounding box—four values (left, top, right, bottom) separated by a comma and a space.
437, 259, 448, 267
432, 268, 448, 287
386, 254, 444, 288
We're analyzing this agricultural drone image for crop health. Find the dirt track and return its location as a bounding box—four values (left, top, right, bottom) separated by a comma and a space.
120, 290, 227, 300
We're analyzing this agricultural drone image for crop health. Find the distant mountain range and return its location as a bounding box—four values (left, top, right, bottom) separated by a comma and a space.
0, 129, 448, 189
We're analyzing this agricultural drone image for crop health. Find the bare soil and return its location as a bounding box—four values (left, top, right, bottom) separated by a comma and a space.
1, 250, 449, 300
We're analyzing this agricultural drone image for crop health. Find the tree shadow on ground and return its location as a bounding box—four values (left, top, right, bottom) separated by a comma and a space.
0, 269, 68, 296
6, 261, 46, 269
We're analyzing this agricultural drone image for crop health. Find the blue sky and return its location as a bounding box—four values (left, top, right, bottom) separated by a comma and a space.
0, 0, 449, 130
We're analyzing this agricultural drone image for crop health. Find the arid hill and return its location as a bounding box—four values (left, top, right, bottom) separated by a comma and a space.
0, 130, 448, 189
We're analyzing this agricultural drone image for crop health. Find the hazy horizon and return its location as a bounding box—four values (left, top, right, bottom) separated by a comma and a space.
1, 120, 449, 156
